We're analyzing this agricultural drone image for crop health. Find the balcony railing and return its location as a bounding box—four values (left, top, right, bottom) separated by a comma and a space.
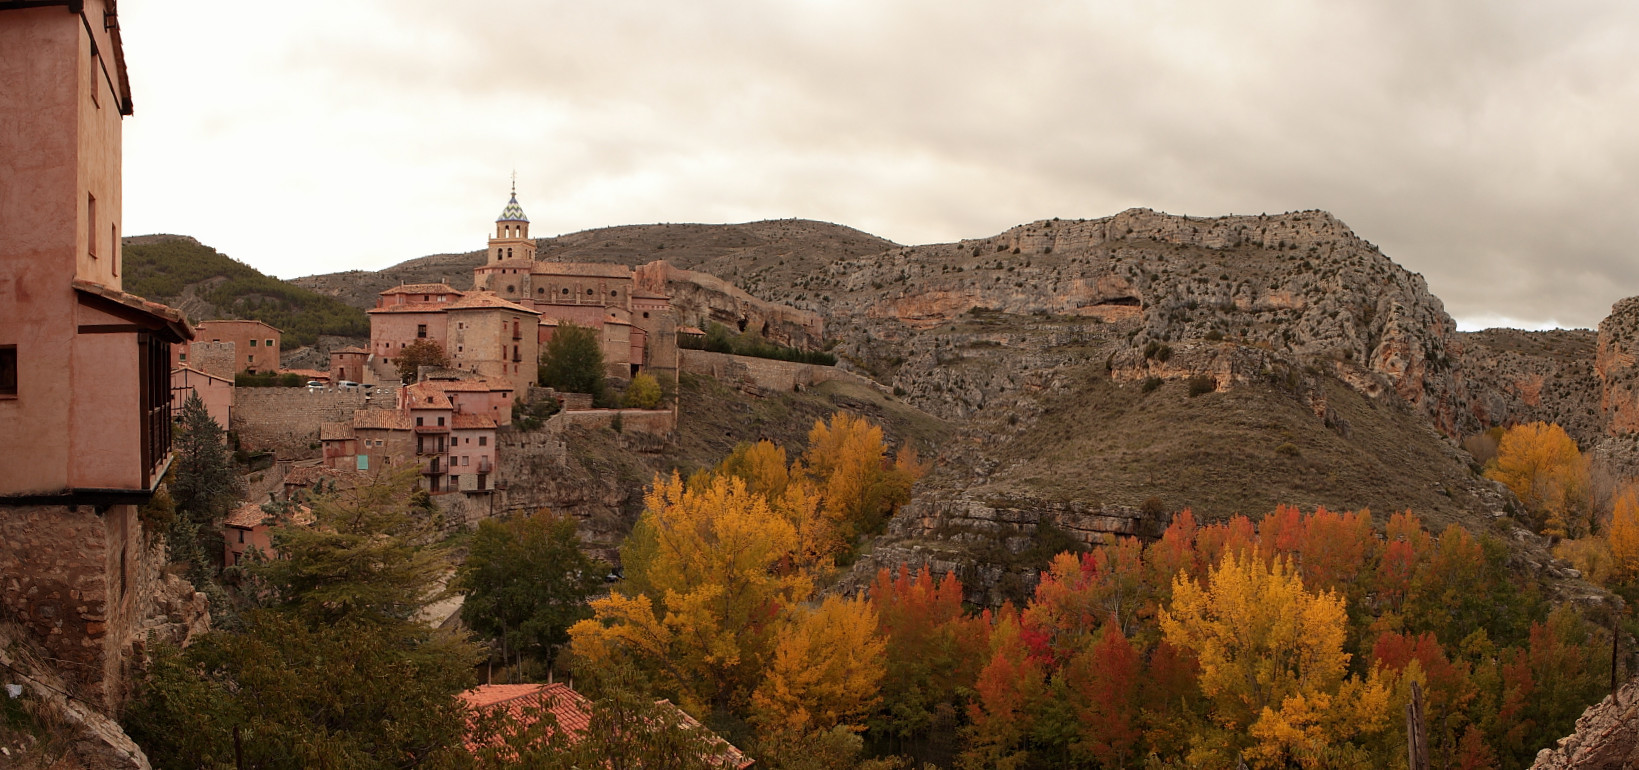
477, 458, 493, 474
421, 458, 443, 475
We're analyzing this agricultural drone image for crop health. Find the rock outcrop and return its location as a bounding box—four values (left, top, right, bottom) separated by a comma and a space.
1531, 675, 1639, 769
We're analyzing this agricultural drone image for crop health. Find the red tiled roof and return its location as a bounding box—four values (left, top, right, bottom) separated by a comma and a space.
333, 346, 370, 355
197, 318, 280, 333
381, 283, 462, 296
281, 465, 371, 491
368, 302, 453, 314
679, 326, 706, 336
451, 413, 497, 430
224, 502, 312, 529
458, 684, 752, 768
172, 365, 232, 384
404, 382, 455, 409
319, 422, 354, 441
431, 378, 512, 392
446, 292, 541, 314
352, 410, 413, 430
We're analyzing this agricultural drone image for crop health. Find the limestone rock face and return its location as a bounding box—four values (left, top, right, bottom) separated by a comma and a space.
1530, 676, 1639, 769
788, 209, 1472, 436
1600, 298, 1639, 436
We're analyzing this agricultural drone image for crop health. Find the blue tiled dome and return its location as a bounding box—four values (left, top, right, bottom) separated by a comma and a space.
497, 194, 528, 223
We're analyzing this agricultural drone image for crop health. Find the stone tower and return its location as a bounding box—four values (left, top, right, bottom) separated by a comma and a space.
487, 179, 535, 265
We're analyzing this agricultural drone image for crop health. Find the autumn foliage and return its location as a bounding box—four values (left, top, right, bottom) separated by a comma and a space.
569, 415, 1610, 769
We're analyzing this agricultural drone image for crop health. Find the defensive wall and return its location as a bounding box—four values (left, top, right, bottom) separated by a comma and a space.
232, 386, 398, 459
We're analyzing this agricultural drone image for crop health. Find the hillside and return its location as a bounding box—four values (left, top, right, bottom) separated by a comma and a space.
291, 219, 897, 311
122, 234, 369, 348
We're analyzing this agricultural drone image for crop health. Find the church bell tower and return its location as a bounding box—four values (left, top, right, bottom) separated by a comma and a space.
487, 176, 536, 265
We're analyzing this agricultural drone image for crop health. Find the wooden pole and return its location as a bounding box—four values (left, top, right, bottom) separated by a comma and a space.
1406, 680, 1429, 770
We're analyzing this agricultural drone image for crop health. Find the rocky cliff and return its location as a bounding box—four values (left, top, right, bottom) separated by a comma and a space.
1531, 675, 1639, 769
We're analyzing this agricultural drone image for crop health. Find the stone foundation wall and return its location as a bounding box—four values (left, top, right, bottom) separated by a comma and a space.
233, 387, 396, 458
0, 503, 190, 712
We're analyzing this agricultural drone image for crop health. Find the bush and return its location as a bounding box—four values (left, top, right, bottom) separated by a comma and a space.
1275, 442, 1300, 457
1187, 375, 1216, 397
623, 373, 663, 409
1142, 377, 1163, 393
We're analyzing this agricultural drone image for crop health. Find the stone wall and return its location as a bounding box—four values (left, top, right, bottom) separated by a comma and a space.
679, 349, 884, 395
187, 341, 236, 380
233, 387, 396, 458
0, 503, 204, 712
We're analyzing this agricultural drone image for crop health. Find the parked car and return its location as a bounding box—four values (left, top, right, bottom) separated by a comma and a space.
338, 380, 362, 391
305, 381, 325, 390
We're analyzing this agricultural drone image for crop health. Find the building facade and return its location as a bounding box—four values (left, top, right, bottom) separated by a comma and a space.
173, 319, 281, 374
0, 0, 197, 711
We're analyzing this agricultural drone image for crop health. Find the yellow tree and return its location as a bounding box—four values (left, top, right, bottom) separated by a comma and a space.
1485, 422, 1589, 538
1608, 483, 1639, 585
801, 413, 924, 542
1160, 551, 1392, 768
751, 594, 887, 738
569, 473, 810, 714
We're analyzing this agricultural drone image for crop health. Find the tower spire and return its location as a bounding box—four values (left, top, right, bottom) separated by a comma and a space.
511, 170, 516, 198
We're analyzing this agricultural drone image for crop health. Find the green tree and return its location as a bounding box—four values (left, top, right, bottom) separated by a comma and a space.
170, 391, 242, 530
456, 510, 608, 670
396, 339, 450, 384
539, 322, 606, 402
124, 470, 481, 768
622, 372, 662, 409
254, 468, 452, 626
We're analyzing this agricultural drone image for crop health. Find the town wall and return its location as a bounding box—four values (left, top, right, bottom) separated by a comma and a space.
678, 349, 885, 395
233, 387, 396, 458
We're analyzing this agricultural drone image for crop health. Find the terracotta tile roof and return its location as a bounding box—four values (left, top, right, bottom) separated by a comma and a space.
281, 369, 329, 380
224, 502, 313, 529
381, 283, 462, 296
404, 382, 455, 409
458, 684, 753, 768
368, 302, 453, 314
281, 466, 370, 492
172, 365, 232, 384
531, 262, 633, 279
319, 422, 354, 441
352, 410, 413, 430
539, 318, 560, 327
433, 378, 512, 392
197, 318, 280, 333
333, 346, 371, 355
451, 413, 497, 430
445, 292, 541, 314
72, 279, 194, 341
679, 326, 706, 336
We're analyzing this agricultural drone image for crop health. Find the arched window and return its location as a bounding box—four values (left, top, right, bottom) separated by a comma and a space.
507, 248, 513, 258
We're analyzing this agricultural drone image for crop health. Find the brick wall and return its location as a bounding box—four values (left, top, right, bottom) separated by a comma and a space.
233, 387, 398, 458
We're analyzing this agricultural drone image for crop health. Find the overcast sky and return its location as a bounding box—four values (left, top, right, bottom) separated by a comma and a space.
118, 1, 1638, 330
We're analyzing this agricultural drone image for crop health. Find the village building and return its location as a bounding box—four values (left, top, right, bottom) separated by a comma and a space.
367, 282, 541, 395
171, 364, 234, 427
470, 190, 680, 379
0, 0, 201, 710
330, 345, 371, 384
321, 378, 504, 494
221, 501, 312, 567
173, 319, 281, 374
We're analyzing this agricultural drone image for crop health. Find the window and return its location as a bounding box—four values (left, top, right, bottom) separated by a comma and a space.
266, 338, 274, 348
87, 193, 97, 258
247, 354, 254, 363
0, 346, 16, 397
611, 290, 618, 297
417, 324, 427, 339
416, 417, 424, 427
506, 285, 515, 293
478, 435, 487, 446
561, 288, 569, 295
250, 339, 258, 347
643, 312, 650, 318
586, 289, 594, 296
179, 352, 187, 362
437, 416, 445, 426
462, 455, 469, 467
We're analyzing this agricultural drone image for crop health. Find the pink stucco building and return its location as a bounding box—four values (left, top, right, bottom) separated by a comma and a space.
171, 365, 233, 428
0, 0, 197, 711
